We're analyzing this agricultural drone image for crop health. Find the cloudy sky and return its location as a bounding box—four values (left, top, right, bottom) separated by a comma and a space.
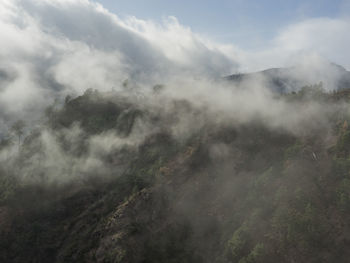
93, 0, 350, 71
96, 0, 348, 48
0, 0, 350, 132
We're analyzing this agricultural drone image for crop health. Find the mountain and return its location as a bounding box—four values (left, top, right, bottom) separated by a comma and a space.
226, 62, 350, 93
2, 86, 350, 262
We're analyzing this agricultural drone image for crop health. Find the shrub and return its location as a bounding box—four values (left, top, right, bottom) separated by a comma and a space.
336, 178, 350, 212
226, 224, 250, 262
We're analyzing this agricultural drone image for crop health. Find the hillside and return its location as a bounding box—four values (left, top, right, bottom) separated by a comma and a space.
226, 63, 350, 93
1, 86, 350, 262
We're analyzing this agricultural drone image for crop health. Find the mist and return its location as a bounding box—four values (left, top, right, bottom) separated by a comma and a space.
0, 0, 348, 192
1, 1, 350, 263
1, 0, 350, 134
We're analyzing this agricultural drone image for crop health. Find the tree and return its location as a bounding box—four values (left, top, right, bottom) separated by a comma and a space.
122, 79, 129, 89
153, 84, 165, 94
11, 120, 25, 149
64, 95, 72, 105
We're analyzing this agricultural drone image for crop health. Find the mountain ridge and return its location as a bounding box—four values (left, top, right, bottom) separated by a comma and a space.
226, 62, 350, 92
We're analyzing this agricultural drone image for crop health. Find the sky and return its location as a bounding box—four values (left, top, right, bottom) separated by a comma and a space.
94, 0, 348, 49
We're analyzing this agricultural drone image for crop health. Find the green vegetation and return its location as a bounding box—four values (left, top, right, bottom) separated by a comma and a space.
2, 88, 350, 262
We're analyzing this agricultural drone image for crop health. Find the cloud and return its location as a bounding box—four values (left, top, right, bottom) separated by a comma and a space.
223, 17, 350, 72
275, 18, 350, 67
0, 0, 240, 133
0, 0, 349, 136
17, 0, 237, 76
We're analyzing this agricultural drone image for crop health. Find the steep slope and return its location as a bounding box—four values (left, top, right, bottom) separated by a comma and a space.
1, 88, 350, 262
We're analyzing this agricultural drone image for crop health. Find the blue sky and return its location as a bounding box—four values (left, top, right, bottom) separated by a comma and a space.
94, 0, 346, 49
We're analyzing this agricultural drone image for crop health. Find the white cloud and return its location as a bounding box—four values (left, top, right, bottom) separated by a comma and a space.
224, 17, 350, 72
275, 18, 350, 67
0, 0, 349, 134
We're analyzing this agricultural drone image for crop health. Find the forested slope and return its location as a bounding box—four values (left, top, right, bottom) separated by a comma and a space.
1, 87, 350, 262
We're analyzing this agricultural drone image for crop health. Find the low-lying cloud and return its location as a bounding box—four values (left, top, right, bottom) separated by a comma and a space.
0, 0, 350, 135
